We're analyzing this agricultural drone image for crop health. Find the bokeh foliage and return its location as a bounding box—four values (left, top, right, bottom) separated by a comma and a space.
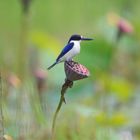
0, 0, 140, 140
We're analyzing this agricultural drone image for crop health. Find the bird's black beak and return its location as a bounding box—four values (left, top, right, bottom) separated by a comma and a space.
81, 37, 94, 41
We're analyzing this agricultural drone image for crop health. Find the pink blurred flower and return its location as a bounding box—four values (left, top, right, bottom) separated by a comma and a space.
34, 68, 47, 94
117, 19, 133, 34
107, 12, 133, 40
8, 74, 21, 88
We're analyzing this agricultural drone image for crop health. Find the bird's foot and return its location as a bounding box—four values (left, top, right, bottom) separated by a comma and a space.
66, 61, 72, 67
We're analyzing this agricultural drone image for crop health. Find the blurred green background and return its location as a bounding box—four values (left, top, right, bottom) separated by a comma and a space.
0, 0, 140, 140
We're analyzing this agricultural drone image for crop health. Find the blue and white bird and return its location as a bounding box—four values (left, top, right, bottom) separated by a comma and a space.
47, 34, 93, 70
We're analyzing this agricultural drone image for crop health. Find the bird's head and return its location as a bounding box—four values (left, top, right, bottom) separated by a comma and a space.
68, 34, 93, 43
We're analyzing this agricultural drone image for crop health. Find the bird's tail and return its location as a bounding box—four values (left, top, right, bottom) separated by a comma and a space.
47, 62, 57, 70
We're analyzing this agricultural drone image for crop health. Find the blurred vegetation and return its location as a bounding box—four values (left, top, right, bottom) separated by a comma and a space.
0, 0, 140, 140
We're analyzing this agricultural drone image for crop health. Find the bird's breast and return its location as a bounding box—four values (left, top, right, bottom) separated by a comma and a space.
59, 41, 80, 62
73, 42, 80, 54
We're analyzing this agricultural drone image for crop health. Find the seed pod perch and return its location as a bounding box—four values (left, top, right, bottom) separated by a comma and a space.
52, 61, 90, 138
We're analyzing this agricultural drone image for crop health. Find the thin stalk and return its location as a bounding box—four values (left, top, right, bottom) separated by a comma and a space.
18, 0, 31, 81
16, 1, 31, 138
52, 93, 65, 137
51, 80, 73, 140
0, 72, 4, 140
18, 14, 29, 81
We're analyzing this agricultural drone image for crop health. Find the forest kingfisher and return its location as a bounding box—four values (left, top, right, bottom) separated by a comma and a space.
47, 34, 93, 70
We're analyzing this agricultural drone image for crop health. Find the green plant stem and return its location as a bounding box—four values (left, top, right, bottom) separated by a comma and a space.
52, 93, 65, 136
18, 1, 31, 81
0, 72, 4, 140
18, 14, 29, 81
51, 80, 73, 140
17, 1, 31, 137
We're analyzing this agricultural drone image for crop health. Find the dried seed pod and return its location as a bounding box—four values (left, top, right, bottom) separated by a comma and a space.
64, 61, 90, 81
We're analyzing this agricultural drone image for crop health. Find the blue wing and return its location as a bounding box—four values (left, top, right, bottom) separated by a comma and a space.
56, 42, 74, 61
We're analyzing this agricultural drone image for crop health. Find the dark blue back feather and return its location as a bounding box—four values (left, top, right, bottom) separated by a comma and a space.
56, 42, 74, 61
